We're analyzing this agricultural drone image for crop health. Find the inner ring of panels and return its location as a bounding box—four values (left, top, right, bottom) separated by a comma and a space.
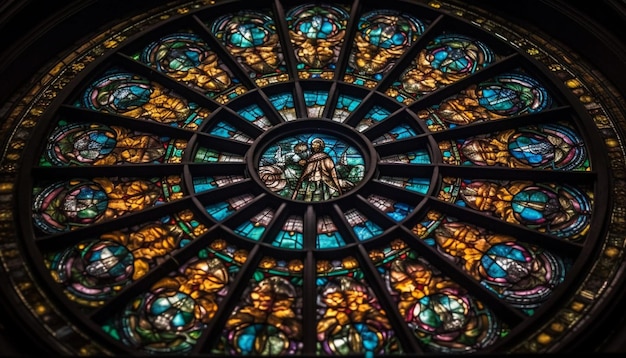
25, 0, 604, 355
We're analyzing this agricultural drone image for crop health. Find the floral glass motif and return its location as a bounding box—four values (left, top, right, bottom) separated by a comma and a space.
419, 71, 553, 131
39, 120, 187, 166
211, 9, 289, 86
76, 68, 211, 130
345, 9, 426, 86
32, 176, 182, 234
439, 122, 590, 170
102, 239, 247, 354
316, 258, 401, 355
45, 210, 208, 307
215, 257, 304, 355
386, 33, 497, 104
131, 32, 246, 103
258, 134, 365, 202
287, 3, 350, 79
440, 178, 593, 240
413, 211, 570, 315
371, 239, 509, 353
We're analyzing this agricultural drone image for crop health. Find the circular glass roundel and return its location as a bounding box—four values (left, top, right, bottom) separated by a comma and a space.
251, 120, 374, 202
1, 0, 625, 356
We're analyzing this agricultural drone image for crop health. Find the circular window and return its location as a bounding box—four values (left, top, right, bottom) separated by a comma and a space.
1, 0, 625, 356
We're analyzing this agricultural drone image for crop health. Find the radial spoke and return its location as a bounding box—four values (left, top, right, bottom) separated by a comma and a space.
429, 106, 573, 141
112, 53, 223, 111
437, 164, 597, 183
35, 197, 198, 251
57, 105, 197, 139
32, 163, 187, 178
426, 197, 584, 255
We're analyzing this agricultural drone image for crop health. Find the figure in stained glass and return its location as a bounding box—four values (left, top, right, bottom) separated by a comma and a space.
258, 134, 365, 202
292, 138, 343, 201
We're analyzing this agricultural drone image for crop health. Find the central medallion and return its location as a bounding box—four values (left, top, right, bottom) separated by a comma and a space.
257, 131, 366, 202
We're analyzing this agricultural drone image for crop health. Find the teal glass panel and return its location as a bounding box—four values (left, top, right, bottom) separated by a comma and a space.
344, 208, 384, 240
237, 104, 272, 130
192, 176, 245, 193
272, 215, 304, 249
209, 121, 253, 143
379, 176, 430, 194
379, 150, 431, 164
355, 105, 391, 132
372, 124, 417, 144
194, 147, 244, 162
333, 94, 362, 122
234, 208, 275, 240
316, 215, 345, 248
268, 93, 297, 120
304, 90, 328, 117
366, 194, 413, 222
205, 194, 255, 221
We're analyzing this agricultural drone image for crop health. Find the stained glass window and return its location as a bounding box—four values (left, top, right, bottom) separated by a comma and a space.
1, 0, 626, 356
